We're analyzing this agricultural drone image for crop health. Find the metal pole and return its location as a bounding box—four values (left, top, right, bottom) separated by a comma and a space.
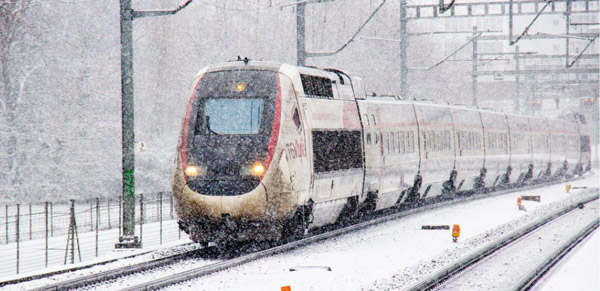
400, 0, 408, 99
296, 2, 306, 66
50, 202, 53, 237
472, 25, 478, 107
16, 204, 20, 274
45, 202, 48, 268
71, 201, 75, 264
170, 195, 173, 219
118, 195, 122, 237
565, 0, 571, 67
96, 198, 99, 257
509, 0, 513, 45
117, 0, 140, 249
514, 45, 520, 113
140, 194, 143, 244
90, 201, 93, 231
159, 192, 163, 245
5, 205, 8, 243
29, 204, 32, 240
107, 199, 111, 229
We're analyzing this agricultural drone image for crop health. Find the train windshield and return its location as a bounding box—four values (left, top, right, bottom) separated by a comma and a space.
192, 69, 277, 137
202, 98, 264, 134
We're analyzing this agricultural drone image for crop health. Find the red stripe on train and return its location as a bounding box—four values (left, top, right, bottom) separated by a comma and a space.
180, 76, 203, 183
264, 75, 282, 175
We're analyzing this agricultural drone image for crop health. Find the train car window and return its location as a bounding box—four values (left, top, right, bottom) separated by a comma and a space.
312, 130, 363, 173
385, 132, 390, 153
293, 107, 302, 130
371, 115, 377, 126
300, 75, 333, 99
366, 133, 372, 145
581, 136, 591, 152
398, 132, 404, 154
408, 131, 415, 153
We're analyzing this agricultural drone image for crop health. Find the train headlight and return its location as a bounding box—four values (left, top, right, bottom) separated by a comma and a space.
185, 165, 201, 177
252, 163, 265, 176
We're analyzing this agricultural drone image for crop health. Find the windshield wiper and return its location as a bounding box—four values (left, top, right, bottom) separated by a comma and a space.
205, 116, 219, 135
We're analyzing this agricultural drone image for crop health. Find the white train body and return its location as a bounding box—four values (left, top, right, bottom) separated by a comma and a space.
173, 61, 592, 244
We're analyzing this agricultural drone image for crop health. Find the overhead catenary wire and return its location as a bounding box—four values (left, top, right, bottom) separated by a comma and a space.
427, 32, 483, 70
509, 0, 555, 45
305, 0, 387, 57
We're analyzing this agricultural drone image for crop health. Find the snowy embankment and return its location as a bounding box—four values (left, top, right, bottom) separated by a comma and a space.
4, 173, 598, 291
535, 229, 600, 291
160, 174, 597, 291
432, 200, 598, 290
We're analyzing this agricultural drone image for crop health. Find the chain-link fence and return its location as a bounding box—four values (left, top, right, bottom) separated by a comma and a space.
0, 192, 187, 278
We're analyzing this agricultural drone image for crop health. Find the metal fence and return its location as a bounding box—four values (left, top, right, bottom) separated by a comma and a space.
0, 192, 186, 277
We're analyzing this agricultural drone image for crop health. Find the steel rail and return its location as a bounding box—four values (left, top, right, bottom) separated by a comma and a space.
120, 176, 595, 291
28, 245, 205, 291
513, 218, 599, 290
9, 173, 592, 290
0, 244, 191, 288
406, 190, 599, 291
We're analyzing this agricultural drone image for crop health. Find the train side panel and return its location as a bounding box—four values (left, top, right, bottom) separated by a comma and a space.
295, 68, 364, 228
528, 116, 551, 179
480, 111, 510, 187
451, 107, 485, 191
415, 103, 456, 197
358, 100, 420, 209
507, 114, 533, 183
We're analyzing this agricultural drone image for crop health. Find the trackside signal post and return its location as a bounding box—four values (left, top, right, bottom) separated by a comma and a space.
116, 0, 194, 249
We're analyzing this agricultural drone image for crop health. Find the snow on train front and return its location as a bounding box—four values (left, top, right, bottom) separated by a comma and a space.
172, 62, 297, 246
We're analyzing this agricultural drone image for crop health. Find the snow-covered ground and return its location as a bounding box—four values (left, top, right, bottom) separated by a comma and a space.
0, 219, 191, 280
161, 176, 595, 291
3, 173, 598, 290
0, 197, 182, 278
438, 200, 598, 290
162, 176, 596, 291
536, 229, 600, 291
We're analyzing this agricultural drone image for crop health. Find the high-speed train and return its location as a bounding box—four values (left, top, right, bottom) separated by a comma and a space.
173, 61, 592, 246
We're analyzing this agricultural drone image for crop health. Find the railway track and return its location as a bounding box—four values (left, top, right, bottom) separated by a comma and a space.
407, 194, 599, 291
13, 175, 594, 290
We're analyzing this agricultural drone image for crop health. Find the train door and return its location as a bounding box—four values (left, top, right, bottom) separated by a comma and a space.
358, 104, 384, 205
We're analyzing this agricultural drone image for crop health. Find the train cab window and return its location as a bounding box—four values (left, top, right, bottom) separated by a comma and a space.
293, 107, 302, 130
200, 99, 264, 134
312, 130, 363, 173
371, 115, 377, 126
300, 75, 333, 99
